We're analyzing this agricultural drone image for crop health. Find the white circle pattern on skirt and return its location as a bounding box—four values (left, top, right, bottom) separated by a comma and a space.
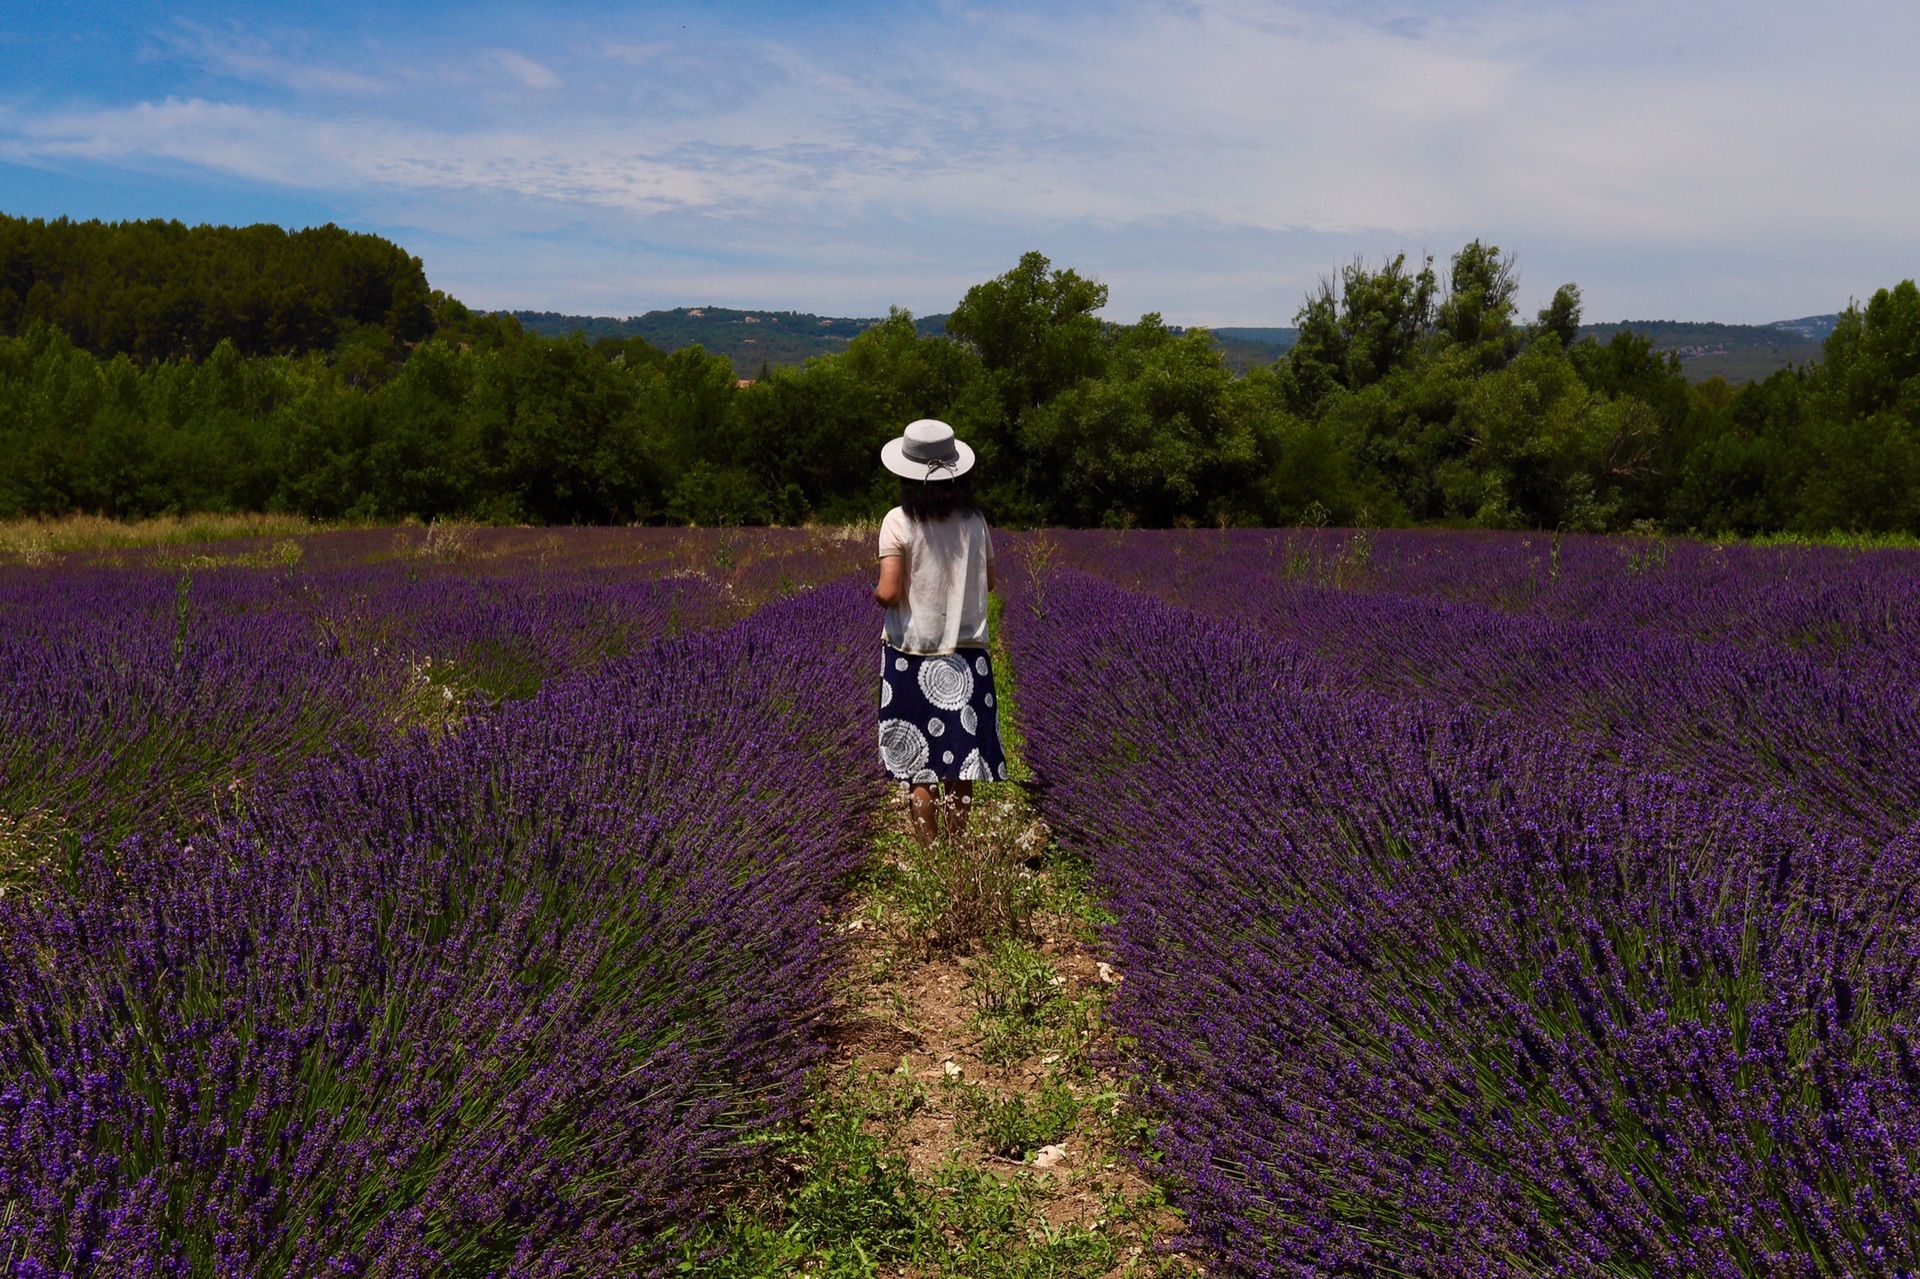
917, 653, 974, 710
960, 705, 978, 735
878, 719, 929, 776
894, 656, 909, 672
984, 692, 994, 708
975, 655, 990, 676
943, 750, 955, 765
880, 681, 892, 708
959, 748, 990, 781
928, 717, 945, 738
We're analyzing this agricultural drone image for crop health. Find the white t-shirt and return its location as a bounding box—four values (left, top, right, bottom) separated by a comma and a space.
877, 507, 996, 654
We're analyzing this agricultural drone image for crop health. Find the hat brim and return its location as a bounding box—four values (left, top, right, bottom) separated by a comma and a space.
881, 436, 975, 480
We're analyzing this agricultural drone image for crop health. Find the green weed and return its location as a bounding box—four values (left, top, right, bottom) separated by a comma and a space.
952, 1078, 1081, 1159
882, 797, 1040, 953
967, 939, 1084, 1067
672, 1072, 1151, 1278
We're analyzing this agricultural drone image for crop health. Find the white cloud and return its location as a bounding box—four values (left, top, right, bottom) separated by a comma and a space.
486, 50, 559, 91
149, 20, 392, 96
4, 0, 1917, 321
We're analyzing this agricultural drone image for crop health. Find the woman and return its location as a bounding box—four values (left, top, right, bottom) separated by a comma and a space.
873, 418, 1006, 847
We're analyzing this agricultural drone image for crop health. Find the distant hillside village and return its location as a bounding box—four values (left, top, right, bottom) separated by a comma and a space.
511, 307, 1837, 383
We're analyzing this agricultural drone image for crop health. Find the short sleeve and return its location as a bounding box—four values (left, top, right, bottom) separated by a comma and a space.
877, 508, 910, 559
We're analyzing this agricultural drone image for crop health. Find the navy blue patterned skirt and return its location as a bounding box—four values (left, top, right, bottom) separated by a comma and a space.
878, 644, 1008, 783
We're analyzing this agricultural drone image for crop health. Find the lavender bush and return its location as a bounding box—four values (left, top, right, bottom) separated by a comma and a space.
1002, 542, 1920, 1276
1046, 530, 1920, 843
1, 526, 866, 845
0, 531, 875, 1273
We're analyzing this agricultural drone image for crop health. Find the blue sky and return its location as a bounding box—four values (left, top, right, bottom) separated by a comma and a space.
2, 1, 1915, 325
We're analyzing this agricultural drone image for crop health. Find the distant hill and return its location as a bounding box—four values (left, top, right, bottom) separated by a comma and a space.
1771, 314, 1841, 343
1578, 317, 1838, 384
1211, 326, 1300, 348
509, 307, 885, 374
1204, 326, 1298, 374
514, 308, 1300, 375
509, 307, 1837, 384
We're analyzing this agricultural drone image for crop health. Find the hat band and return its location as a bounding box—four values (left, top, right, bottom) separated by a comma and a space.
902, 440, 960, 478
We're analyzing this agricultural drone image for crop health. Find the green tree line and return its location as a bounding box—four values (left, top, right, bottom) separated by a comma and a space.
2, 215, 1917, 532
1, 214, 435, 362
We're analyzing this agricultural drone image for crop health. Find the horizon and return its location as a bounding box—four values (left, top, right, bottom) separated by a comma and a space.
499, 303, 1844, 331
3, 2, 1915, 327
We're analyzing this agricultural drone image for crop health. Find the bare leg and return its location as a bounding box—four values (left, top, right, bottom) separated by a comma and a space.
909, 783, 939, 848
941, 781, 975, 837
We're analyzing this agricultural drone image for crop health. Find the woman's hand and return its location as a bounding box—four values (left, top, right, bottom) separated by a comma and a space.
874, 555, 904, 607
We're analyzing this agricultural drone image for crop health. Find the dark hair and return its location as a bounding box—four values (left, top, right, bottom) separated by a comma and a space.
899, 474, 980, 523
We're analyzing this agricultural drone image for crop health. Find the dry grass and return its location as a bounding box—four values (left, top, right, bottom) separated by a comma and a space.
0, 809, 65, 898
0, 513, 327, 563
886, 792, 1045, 954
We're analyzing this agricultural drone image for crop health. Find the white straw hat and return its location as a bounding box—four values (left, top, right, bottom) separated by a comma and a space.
881, 419, 975, 481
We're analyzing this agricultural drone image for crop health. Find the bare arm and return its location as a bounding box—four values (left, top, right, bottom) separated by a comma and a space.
874, 555, 904, 607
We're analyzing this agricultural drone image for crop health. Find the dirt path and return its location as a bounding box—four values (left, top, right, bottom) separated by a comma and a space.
675, 625, 1191, 1277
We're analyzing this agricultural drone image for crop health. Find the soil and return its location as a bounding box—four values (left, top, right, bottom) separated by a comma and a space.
822, 788, 1191, 1274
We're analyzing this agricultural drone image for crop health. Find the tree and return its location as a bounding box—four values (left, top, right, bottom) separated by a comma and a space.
1535, 283, 1582, 350
1436, 240, 1519, 349
1019, 317, 1258, 527
945, 251, 1108, 418
0, 213, 435, 362
1280, 254, 1437, 413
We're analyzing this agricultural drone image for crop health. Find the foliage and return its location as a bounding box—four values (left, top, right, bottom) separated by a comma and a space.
0, 212, 437, 361
5, 217, 1920, 534
674, 1075, 1161, 1278
878, 792, 1040, 954
952, 1079, 1083, 1158
966, 938, 1083, 1066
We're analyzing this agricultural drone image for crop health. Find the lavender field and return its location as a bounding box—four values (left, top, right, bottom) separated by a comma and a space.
4, 524, 1919, 1275
1, 528, 876, 1273
1004, 530, 1920, 1276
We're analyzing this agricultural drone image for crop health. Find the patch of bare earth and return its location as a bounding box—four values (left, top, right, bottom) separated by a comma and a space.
822, 785, 1192, 1276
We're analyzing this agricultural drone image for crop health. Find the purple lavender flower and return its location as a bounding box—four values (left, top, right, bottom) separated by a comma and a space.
1002, 535, 1920, 1276
0, 530, 876, 1272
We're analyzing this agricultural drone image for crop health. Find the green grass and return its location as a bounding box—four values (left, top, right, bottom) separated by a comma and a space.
966, 938, 1090, 1068
1739, 529, 1920, 551
953, 1078, 1083, 1159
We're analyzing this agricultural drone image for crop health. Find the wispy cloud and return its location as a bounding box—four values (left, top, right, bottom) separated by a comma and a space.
485, 50, 558, 91
147, 19, 393, 96
2, 0, 1917, 321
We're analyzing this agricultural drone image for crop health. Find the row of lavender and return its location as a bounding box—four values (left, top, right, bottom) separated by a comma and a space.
1, 530, 875, 1273
1, 527, 868, 845
1051, 528, 1920, 665
1002, 537, 1920, 1275
1044, 530, 1920, 845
